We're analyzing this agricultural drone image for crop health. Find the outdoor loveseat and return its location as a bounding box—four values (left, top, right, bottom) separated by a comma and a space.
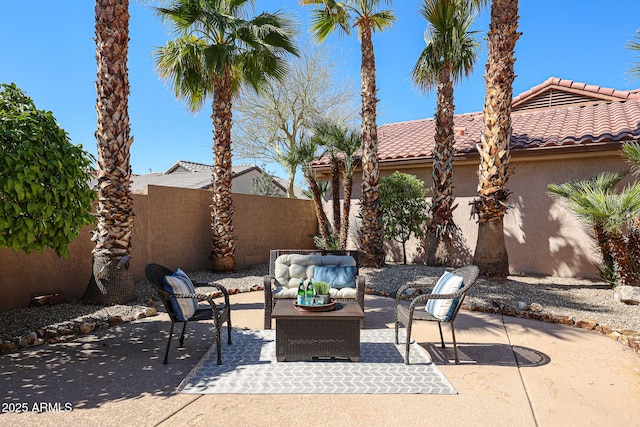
263, 249, 365, 329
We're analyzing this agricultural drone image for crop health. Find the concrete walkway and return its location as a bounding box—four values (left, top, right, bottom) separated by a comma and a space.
1, 291, 638, 426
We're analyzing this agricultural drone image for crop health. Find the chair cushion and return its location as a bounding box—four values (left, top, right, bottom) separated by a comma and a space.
425, 271, 464, 321
313, 265, 357, 289
163, 268, 198, 322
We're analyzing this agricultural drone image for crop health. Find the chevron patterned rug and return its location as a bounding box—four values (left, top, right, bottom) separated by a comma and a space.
179, 328, 457, 394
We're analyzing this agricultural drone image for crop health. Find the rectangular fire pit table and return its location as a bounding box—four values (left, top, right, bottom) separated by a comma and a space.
271, 300, 364, 362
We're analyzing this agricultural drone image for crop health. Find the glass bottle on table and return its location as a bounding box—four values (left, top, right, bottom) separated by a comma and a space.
305, 279, 314, 305
297, 279, 305, 305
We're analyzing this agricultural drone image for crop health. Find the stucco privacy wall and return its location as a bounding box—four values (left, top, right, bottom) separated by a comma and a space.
334, 149, 631, 279
0, 185, 316, 311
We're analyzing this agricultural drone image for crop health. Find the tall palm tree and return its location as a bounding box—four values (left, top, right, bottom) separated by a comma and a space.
412, 0, 479, 266
84, 0, 136, 305
302, 0, 396, 267
470, 0, 521, 277
154, 0, 298, 271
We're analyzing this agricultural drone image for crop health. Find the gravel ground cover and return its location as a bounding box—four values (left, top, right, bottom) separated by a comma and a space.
1, 263, 639, 353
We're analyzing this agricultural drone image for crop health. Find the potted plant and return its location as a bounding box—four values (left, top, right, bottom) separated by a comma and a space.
313, 281, 331, 305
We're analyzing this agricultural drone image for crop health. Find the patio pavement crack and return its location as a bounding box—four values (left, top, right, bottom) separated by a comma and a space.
154, 394, 203, 426
501, 314, 540, 427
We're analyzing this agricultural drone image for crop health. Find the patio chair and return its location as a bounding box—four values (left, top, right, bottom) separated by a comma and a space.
145, 263, 232, 365
395, 265, 479, 365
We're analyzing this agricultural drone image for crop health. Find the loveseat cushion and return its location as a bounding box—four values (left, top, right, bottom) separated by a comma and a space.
313, 265, 357, 289
163, 268, 198, 321
274, 254, 356, 289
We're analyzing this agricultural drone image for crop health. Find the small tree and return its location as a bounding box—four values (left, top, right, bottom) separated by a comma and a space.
0, 83, 95, 257
380, 171, 431, 264
252, 171, 282, 197
233, 43, 358, 198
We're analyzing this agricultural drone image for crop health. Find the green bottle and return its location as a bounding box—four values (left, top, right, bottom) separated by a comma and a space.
305, 279, 314, 305
297, 279, 305, 305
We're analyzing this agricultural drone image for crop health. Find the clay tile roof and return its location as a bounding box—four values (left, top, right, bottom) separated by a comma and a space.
312, 78, 640, 169
512, 77, 640, 111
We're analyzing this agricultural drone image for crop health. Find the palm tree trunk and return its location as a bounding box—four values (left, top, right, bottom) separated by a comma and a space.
358, 24, 384, 267
331, 158, 341, 234
84, 0, 135, 305
210, 68, 235, 271
593, 222, 615, 267
340, 172, 354, 249
306, 173, 332, 244
427, 65, 457, 266
471, 0, 520, 278
627, 220, 640, 285
609, 231, 635, 286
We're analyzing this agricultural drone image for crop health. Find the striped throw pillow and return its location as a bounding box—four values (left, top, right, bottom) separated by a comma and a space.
163, 268, 198, 322
425, 272, 464, 321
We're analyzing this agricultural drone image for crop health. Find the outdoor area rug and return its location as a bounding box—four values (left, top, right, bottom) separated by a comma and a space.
178, 328, 457, 395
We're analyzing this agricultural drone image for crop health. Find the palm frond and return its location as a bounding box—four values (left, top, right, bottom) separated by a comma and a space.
622, 141, 640, 176
625, 29, 640, 80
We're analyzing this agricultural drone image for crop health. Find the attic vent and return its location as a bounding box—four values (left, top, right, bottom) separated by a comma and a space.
513, 89, 604, 112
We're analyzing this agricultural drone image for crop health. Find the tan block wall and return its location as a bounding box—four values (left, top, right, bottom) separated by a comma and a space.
0, 185, 316, 311
333, 149, 631, 279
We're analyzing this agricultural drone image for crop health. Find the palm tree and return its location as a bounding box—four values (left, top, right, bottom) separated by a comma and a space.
621, 142, 640, 274
292, 136, 334, 245
547, 171, 628, 277
334, 126, 361, 249
84, 0, 136, 305
569, 183, 640, 287
470, 0, 521, 277
302, 0, 396, 267
412, 0, 480, 266
312, 120, 362, 249
154, 0, 298, 271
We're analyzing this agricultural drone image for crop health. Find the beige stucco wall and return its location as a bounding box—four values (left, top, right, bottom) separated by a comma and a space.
0, 185, 316, 311
325, 149, 632, 279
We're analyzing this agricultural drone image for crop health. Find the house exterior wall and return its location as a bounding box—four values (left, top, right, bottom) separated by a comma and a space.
231, 169, 262, 194
0, 185, 316, 311
326, 149, 631, 279
231, 170, 286, 196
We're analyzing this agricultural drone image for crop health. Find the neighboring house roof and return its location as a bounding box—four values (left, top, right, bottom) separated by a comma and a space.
166, 160, 261, 177
312, 77, 640, 169
131, 161, 307, 198
131, 169, 212, 191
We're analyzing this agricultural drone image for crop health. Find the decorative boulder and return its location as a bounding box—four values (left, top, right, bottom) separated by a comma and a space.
613, 286, 640, 305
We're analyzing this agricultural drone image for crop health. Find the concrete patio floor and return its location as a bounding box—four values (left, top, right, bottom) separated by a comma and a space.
1, 291, 638, 426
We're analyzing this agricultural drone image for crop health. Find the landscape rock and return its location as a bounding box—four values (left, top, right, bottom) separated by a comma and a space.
529, 303, 543, 312
613, 285, 640, 305
18, 332, 38, 348
108, 316, 123, 326
1, 341, 17, 354
144, 307, 157, 317
575, 319, 597, 330
80, 322, 95, 334
555, 316, 575, 326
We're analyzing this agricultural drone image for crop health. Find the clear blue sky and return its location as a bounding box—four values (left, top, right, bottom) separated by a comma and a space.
2, 0, 640, 177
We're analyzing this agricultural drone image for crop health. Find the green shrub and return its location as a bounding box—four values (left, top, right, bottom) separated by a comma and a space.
380, 171, 430, 264
0, 83, 95, 257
